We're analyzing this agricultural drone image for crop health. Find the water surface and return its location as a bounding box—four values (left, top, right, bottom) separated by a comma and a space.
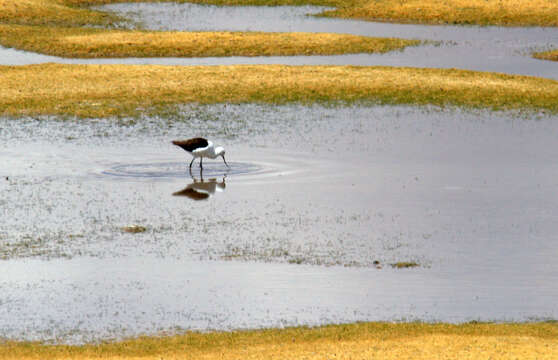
2, 104, 558, 342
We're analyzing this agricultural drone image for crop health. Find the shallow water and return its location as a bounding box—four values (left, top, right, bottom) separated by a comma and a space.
2, 104, 558, 342
1, 4, 557, 80
2, 257, 553, 343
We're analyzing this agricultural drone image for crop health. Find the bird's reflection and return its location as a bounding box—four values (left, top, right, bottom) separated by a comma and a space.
172, 168, 226, 200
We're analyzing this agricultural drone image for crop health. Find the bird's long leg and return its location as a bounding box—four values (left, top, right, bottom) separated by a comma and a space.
189, 157, 195, 169
200, 157, 203, 169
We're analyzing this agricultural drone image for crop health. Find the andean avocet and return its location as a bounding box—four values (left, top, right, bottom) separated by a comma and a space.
172, 137, 229, 169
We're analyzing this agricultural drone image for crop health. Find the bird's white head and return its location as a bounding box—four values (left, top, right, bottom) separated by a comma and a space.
215, 146, 225, 157
214, 146, 229, 167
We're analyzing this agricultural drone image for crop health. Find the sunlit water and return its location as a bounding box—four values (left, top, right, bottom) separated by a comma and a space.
2, 104, 558, 342
0, 3, 557, 79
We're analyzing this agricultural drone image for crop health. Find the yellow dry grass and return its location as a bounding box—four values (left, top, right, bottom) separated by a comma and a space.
534, 49, 558, 62
1, 64, 558, 118
0, 0, 112, 26
64, 0, 342, 7
0, 24, 417, 58
0, 0, 418, 58
1, 322, 557, 360
325, 0, 558, 26
4, 0, 558, 28
64, 0, 558, 26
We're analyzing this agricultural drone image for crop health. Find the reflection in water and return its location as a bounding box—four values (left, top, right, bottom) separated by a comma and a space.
173, 169, 226, 200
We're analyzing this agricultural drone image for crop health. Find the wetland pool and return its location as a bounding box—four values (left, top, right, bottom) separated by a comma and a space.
2, 0, 558, 344
0, 3, 557, 80
2, 104, 558, 342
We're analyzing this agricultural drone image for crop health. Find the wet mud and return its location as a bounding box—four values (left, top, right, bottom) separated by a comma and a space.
2, 104, 558, 342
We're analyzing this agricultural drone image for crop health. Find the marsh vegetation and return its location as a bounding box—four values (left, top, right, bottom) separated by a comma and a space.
324, 0, 558, 26
0, 24, 418, 58
2, 64, 558, 118
0, 0, 418, 58
33, 0, 558, 27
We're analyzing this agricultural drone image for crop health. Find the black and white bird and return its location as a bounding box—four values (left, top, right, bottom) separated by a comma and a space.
172, 137, 229, 169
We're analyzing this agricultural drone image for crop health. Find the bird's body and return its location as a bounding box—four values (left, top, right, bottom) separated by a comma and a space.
172, 137, 228, 169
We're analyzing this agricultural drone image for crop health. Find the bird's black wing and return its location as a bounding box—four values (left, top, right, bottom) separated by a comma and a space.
172, 137, 208, 152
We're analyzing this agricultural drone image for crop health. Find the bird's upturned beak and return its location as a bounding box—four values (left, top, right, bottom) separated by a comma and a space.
222, 155, 229, 168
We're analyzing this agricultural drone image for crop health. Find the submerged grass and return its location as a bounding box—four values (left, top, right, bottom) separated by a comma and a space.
0, 24, 417, 58
2, 64, 558, 118
1, 322, 557, 359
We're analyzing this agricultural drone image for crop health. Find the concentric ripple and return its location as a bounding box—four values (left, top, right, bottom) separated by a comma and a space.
101, 161, 261, 179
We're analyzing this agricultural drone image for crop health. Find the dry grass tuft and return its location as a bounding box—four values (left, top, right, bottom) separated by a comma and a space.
391, 261, 419, 268
533, 49, 558, 62
121, 225, 147, 233
0, 322, 557, 359
1, 64, 558, 118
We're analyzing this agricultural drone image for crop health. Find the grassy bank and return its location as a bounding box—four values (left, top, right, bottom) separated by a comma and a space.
1, 322, 557, 359
324, 0, 558, 26
2, 64, 558, 118
3, 0, 556, 59
0, 0, 114, 27
0, 0, 418, 58
4, 0, 558, 30
65, 0, 558, 27
0, 24, 417, 58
